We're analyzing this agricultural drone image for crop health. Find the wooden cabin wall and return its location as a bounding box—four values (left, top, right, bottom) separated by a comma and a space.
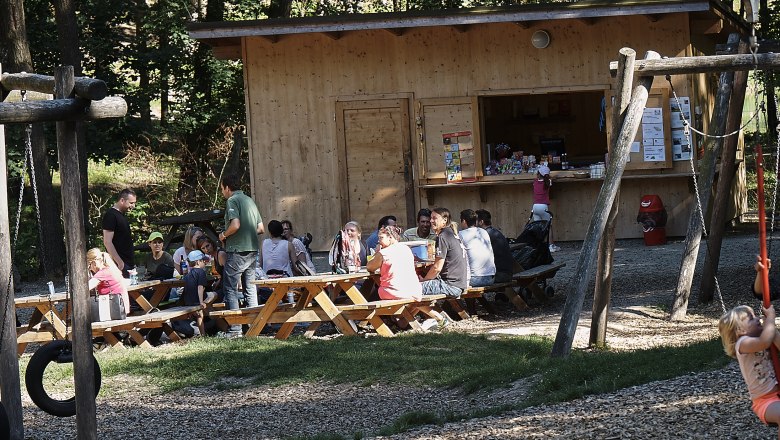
243, 14, 699, 249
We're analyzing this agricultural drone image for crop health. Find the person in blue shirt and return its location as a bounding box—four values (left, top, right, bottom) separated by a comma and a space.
365, 215, 397, 251
182, 250, 208, 336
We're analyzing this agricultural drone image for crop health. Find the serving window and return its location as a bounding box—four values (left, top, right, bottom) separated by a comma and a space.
479, 91, 608, 175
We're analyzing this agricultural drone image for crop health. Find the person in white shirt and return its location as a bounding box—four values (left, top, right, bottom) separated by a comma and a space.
458, 209, 495, 287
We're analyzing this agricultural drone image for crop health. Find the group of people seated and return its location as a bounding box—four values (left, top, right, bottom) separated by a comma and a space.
334, 207, 515, 327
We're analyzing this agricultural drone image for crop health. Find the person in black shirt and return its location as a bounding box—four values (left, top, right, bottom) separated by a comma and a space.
102, 188, 137, 277
183, 250, 208, 336
476, 209, 514, 283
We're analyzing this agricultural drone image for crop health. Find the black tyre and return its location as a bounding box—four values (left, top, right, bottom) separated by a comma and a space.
0, 401, 10, 439
545, 285, 555, 297
25, 341, 101, 417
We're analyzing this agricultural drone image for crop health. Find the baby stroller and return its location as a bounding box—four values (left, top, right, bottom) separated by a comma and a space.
510, 212, 555, 298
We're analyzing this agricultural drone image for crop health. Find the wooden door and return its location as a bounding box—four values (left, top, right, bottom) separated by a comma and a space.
336, 99, 415, 231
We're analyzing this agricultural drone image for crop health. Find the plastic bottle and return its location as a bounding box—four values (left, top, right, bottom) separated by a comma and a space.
180, 259, 188, 276
129, 269, 138, 285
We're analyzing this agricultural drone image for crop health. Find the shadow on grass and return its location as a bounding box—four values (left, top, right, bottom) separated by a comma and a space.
97, 332, 553, 393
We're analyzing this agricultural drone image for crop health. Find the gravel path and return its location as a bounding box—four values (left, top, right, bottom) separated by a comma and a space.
15, 231, 776, 439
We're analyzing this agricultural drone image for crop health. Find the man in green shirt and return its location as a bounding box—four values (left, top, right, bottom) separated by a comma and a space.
218, 174, 264, 336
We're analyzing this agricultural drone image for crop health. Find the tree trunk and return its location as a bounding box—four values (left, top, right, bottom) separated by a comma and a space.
670, 33, 740, 321
0, 0, 66, 278
552, 50, 659, 357
53, 0, 90, 241
699, 38, 749, 302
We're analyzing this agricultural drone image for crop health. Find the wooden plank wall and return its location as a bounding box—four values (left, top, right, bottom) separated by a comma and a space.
243, 13, 708, 249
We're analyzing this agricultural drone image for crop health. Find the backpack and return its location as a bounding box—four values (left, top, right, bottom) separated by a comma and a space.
328, 231, 346, 274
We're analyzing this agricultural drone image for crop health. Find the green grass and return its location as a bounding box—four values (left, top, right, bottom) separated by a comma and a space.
19, 332, 728, 438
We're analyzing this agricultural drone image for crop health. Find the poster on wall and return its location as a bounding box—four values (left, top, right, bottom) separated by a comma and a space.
444, 131, 476, 183
670, 96, 692, 161
641, 108, 666, 162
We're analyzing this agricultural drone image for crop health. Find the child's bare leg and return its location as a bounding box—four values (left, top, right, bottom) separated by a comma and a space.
763, 401, 780, 438
196, 311, 205, 336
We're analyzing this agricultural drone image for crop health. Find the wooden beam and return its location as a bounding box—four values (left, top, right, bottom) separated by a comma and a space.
0, 96, 128, 124
670, 33, 740, 321
54, 66, 97, 440
690, 17, 723, 34
552, 51, 660, 357
590, 47, 636, 349
609, 52, 780, 77
0, 66, 25, 439
0, 72, 107, 101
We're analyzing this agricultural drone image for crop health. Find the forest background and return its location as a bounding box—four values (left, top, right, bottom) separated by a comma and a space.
0, 0, 778, 280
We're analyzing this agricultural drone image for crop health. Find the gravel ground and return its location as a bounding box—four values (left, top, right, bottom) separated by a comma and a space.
14, 231, 778, 439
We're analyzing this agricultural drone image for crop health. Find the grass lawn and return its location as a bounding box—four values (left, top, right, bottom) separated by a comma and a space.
23, 332, 729, 438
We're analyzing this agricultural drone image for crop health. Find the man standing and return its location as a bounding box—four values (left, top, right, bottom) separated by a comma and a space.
476, 209, 514, 283
421, 207, 468, 298
219, 174, 264, 337
102, 188, 137, 277
401, 208, 436, 242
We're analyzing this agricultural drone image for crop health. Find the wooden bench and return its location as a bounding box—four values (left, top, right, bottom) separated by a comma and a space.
435, 262, 567, 319
208, 295, 448, 337
91, 305, 202, 348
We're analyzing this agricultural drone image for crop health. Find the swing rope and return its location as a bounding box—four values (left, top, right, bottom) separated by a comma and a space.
755, 141, 780, 384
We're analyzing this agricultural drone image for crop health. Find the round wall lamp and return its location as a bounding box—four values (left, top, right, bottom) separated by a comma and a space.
531, 30, 551, 49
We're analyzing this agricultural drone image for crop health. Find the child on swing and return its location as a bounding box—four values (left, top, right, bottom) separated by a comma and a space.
720, 262, 780, 437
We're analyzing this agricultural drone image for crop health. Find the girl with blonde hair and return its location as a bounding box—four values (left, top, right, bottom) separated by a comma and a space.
87, 247, 131, 315
719, 303, 780, 437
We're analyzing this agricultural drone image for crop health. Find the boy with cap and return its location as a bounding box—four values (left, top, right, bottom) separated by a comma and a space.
182, 250, 209, 336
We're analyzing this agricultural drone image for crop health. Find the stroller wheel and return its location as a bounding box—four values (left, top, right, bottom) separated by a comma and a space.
545, 285, 555, 297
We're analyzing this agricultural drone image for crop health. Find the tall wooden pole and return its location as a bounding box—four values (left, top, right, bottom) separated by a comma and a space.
552, 51, 659, 357
0, 63, 25, 440
54, 66, 97, 439
590, 48, 635, 348
670, 34, 739, 321
699, 37, 750, 302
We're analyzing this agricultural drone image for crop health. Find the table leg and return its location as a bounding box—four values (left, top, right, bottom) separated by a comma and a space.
313, 290, 355, 336
103, 332, 124, 348
245, 287, 287, 337
503, 286, 529, 311
128, 291, 154, 314
36, 305, 69, 339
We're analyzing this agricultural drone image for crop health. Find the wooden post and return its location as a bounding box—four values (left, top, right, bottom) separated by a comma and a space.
552, 51, 660, 357
699, 37, 750, 302
54, 66, 97, 439
670, 34, 740, 321
0, 62, 25, 439
590, 48, 635, 348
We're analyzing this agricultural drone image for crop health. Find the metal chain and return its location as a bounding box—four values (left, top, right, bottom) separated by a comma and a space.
25, 120, 49, 280
0, 90, 34, 349
668, 79, 733, 313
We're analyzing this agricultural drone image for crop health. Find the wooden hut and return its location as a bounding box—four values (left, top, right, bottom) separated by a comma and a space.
188, 0, 750, 249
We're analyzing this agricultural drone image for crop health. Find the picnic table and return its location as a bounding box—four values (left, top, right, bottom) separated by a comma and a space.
15, 278, 189, 353
127, 278, 184, 314
210, 271, 433, 339
153, 209, 223, 250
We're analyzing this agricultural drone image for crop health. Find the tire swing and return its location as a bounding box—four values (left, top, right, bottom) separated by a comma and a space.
8, 106, 102, 417
25, 340, 102, 417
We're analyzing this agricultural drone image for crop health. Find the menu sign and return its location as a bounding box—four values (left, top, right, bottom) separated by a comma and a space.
444, 131, 476, 183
